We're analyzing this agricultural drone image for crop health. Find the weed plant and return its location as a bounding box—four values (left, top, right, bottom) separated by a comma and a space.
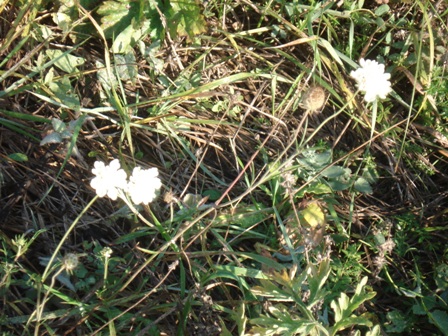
0, 0, 447, 335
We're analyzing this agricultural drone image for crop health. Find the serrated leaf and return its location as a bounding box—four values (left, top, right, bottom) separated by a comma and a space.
45, 49, 85, 73
354, 177, 373, 194
333, 316, 373, 332
307, 259, 331, 305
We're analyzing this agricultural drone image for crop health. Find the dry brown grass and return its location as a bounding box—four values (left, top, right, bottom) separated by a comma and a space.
1, 0, 448, 334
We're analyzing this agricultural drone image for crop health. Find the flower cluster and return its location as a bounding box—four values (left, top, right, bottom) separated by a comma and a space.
350, 59, 392, 103
90, 159, 162, 205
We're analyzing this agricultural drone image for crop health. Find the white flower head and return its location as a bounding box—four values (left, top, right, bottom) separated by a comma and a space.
90, 159, 127, 200
350, 58, 392, 102
127, 166, 162, 205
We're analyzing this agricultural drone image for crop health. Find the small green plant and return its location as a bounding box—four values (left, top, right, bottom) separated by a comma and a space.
295, 148, 378, 196
248, 259, 379, 335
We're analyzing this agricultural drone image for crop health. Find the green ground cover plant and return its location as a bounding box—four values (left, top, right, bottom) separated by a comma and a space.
0, 0, 447, 335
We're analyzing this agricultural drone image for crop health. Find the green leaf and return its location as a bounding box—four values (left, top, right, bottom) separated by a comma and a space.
8, 153, 28, 162
366, 325, 381, 336
298, 150, 331, 169
45, 49, 85, 73
385, 310, 409, 333
202, 189, 221, 201
319, 38, 343, 65
114, 52, 137, 83
214, 265, 271, 280
331, 277, 376, 333
113, 230, 152, 244
168, 0, 207, 40
97, 0, 144, 39
51, 118, 67, 133
111, 21, 149, 53
56, 271, 76, 292
362, 165, 379, 184
327, 179, 351, 191
375, 4, 390, 17
96, 60, 118, 92
40, 132, 63, 146
435, 263, 448, 290
307, 259, 331, 306
47, 76, 80, 109
354, 177, 373, 194
321, 166, 347, 178
429, 310, 448, 333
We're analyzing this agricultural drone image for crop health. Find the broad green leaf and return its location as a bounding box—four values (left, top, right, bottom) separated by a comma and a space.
355, 177, 373, 194
45, 49, 85, 73
96, 61, 118, 92
53, 11, 72, 33
332, 316, 373, 332
48, 78, 80, 109
429, 310, 448, 333
40, 132, 63, 146
202, 189, 221, 201
366, 325, 381, 336
298, 150, 331, 169
385, 310, 409, 333
114, 52, 137, 83
301, 202, 325, 228
168, 0, 207, 40
327, 179, 351, 191
332, 292, 349, 322
97, 0, 144, 39
51, 118, 67, 133
375, 4, 390, 16
435, 263, 448, 290
302, 182, 332, 195
321, 165, 348, 178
